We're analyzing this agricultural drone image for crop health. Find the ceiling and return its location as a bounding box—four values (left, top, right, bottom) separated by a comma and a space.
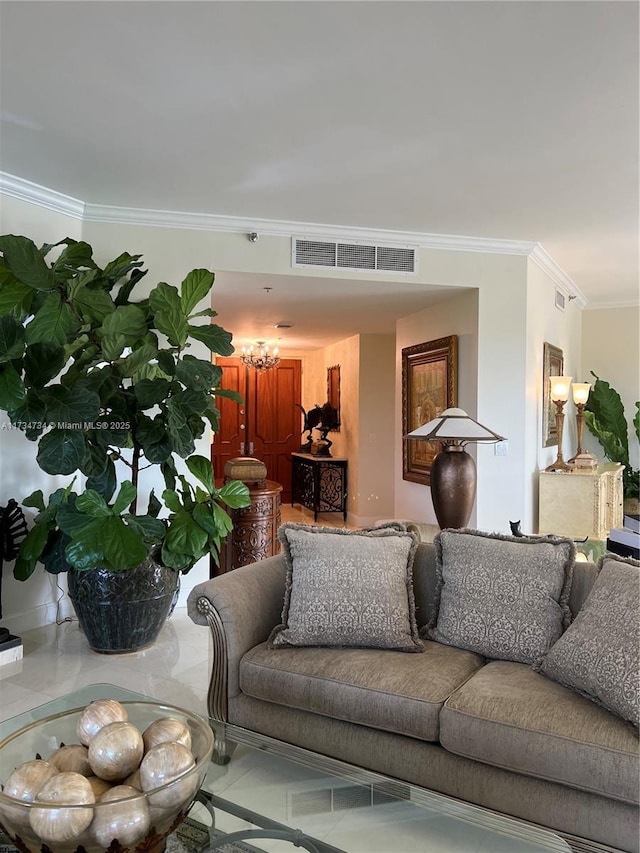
0, 1, 638, 349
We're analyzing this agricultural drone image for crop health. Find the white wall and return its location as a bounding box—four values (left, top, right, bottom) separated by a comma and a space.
526, 260, 583, 533
581, 306, 640, 472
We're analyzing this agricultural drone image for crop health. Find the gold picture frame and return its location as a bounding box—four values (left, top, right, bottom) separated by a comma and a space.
542, 342, 564, 447
327, 365, 340, 432
402, 335, 458, 485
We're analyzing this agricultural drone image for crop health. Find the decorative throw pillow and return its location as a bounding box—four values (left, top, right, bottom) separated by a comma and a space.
537, 554, 639, 727
269, 523, 423, 652
426, 529, 574, 665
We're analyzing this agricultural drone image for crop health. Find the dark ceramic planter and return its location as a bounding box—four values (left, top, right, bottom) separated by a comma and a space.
67, 556, 179, 654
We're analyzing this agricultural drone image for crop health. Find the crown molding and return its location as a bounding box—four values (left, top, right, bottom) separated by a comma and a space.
0, 172, 85, 220
583, 298, 640, 311
528, 244, 588, 309
2, 171, 591, 305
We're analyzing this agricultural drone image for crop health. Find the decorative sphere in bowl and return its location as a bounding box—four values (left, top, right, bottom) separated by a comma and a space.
0, 700, 213, 853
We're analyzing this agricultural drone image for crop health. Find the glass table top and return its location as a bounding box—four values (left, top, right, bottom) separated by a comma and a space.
1, 684, 572, 853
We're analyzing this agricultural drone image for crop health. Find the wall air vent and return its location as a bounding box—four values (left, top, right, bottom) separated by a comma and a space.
293, 238, 417, 275
555, 289, 566, 311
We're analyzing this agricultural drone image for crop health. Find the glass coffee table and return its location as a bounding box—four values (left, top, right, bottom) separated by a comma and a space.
0, 684, 571, 853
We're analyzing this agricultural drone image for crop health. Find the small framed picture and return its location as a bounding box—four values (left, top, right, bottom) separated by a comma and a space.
542, 342, 564, 447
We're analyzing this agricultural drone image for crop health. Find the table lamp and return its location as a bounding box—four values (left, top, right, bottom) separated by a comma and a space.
545, 376, 572, 471
568, 382, 597, 468
405, 408, 505, 529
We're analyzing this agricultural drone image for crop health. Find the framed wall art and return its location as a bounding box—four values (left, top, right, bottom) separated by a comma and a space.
327, 365, 340, 431
402, 335, 458, 485
542, 342, 563, 447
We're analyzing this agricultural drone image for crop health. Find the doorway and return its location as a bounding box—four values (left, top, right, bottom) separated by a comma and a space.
211, 357, 302, 502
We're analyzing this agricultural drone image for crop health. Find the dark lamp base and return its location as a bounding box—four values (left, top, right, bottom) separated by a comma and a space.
431, 447, 477, 529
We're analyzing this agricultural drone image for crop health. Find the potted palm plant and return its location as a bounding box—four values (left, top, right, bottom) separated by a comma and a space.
0, 234, 250, 652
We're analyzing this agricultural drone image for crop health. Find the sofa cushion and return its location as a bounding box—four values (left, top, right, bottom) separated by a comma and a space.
440, 660, 639, 804
240, 640, 485, 742
537, 553, 639, 727
426, 529, 574, 664
269, 523, 423, 651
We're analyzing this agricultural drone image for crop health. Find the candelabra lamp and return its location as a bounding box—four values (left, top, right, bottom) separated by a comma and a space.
568, 382, 597, 467
405, 407, 505, 529
545, 375, 572, 471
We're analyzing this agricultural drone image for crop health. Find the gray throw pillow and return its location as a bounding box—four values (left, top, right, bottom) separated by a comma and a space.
426, 529, 574, 664
269, 523, 423, 652
537, 554, 639, 727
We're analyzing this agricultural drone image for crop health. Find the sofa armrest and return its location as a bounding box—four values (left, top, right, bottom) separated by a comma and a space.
186, 554, 287, 722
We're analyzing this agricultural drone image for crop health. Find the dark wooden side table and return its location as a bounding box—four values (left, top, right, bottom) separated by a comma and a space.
291, 452, 348, 521
212, 480, 283, 576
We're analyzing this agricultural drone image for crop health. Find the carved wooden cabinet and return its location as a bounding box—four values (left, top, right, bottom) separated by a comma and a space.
213, 479, 282, 576
291, 452, 348, 521
538, 463, 624, 540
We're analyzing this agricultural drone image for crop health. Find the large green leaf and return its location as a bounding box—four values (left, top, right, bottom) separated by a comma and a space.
163, 508, 208, 556
64, 521, 106, 570
121, 343, 158, 378
112, 481, 137, 515
24, 342, 66, 388
102, 517, 149, 568
211, 387, 244, 404
187, 323, 234, 355
52, 240, 96, 275
102, 333, 127, 361
81, 443, 109, 476
13, 553, 38, 581
41, 531, 73, 574
134, 378, 171, 408
584, 372, 630, 460
136, 415, 172, 463
0, 235, 55, 290
167, 401, 195, 457
104, 252, 145, 287
25, 291, 80, 345
72, 284, 115, 324
181, 269, 214, 315
56, 502, 102, 538
10, 394, 47, 439
19, 522, 50, 561
41, 386, 101, 426
0, 315, 25, 362
36, 429, 86, 475
125, 514, 166, 545
186, 454, 215, 495
156, 350, 175, 376
0, 365, 26, 410
0, 275, 34, 318
23, 489, 45, 511
175, 355, 222, 391
149, 282, 188, 347
86, 458, 117, 502
219, 479, 251, 508
211, 501, 234, 535
75, 490, 111, 518
101, 304, 148, 343
162, 488, 183, 513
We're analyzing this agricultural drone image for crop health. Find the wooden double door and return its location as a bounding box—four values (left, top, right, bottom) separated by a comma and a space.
211, 358, 302, 502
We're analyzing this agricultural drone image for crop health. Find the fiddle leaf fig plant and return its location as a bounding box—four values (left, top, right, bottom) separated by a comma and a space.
0, 234, 250, 580
584, 371, 640, 500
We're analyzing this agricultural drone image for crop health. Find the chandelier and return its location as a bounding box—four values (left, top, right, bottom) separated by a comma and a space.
240, 341, 280, 372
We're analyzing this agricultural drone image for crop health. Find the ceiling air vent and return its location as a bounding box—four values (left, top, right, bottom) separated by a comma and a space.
293, 238, 417, 274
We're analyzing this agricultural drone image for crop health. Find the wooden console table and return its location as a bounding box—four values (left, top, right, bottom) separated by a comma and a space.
291, 452, 348, 521
213, 479, 282, 576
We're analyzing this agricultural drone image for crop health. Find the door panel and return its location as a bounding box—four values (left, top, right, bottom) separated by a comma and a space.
211, 358, 302, 502
211, 358, 246, 481
247, 360, 301, 502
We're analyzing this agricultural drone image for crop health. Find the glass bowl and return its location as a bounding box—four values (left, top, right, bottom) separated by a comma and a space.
0, 700, 214, 853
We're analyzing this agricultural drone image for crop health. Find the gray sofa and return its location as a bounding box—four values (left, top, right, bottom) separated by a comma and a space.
187, 542, 639, 853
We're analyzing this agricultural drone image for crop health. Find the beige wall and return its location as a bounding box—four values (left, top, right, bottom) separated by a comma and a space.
300, 333, 395, 524
581, 306, 640, 472
395, 289, 479, 525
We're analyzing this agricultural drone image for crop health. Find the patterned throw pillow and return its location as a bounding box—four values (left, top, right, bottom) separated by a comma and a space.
537, 554, 639, 727
426, 529, 574, 665
269, 523, 423, 652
